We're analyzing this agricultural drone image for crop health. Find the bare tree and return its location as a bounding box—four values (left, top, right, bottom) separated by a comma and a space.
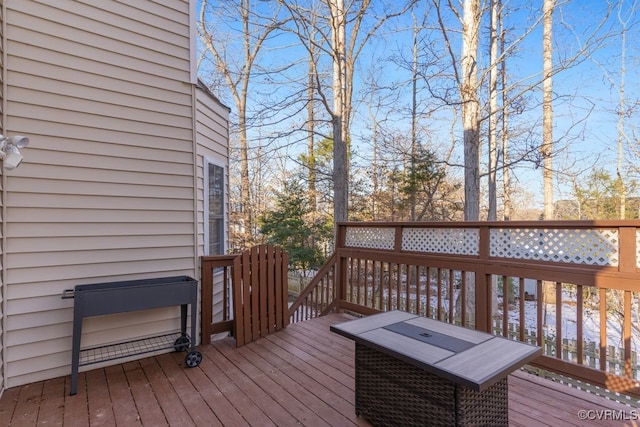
460, 0, 482, 220
499, 1, 512, 220
428, 1, 615, 221
616, 3, 629, 219
614, 0, 638, 219
431, 0, 483, 220
487, 0, 500, 220
281, 0, 417, 227
542, 0, 555, 220
410, 12, 420, 221
306, 15, 320, 213
362, 70, 397, 221
198, 0, 288, 248
328, 0, 349, 224
591, 2, 640, 208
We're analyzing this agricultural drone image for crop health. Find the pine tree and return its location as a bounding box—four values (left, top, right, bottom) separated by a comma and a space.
259, 180, 328, 273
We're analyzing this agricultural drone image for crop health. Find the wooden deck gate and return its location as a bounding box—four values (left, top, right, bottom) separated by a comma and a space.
232, 244, 289, 346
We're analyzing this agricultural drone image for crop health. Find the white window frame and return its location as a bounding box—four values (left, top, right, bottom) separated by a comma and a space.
204, 158, 226, 256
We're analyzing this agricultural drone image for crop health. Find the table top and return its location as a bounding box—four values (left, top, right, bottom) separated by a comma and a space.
330, 310, 542, 391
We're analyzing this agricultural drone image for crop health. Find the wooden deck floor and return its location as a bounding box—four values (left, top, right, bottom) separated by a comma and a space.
1, 313, 638, 426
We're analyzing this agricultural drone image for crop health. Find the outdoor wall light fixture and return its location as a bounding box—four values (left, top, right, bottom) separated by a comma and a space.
0, 135, 29, 169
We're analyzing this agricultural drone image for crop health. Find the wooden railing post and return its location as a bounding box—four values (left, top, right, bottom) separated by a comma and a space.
475, 225, 490, 333
280, 248, 289, 328
201, 258, 213, 345
199, 255, 237, 344
618, 226, 636, 379
336, 224, 347, 311
394, 224, 403, 253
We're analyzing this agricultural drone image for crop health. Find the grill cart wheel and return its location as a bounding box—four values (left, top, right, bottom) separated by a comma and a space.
174, 335, 191, 351
185, 350, 202, 368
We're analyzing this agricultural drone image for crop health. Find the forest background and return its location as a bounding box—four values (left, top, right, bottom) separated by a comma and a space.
197, 0, 640, 270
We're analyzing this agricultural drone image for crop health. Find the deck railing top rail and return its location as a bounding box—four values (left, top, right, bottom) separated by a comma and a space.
338, 220, 640, 270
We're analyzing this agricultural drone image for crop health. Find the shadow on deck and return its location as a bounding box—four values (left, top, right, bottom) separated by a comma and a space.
0, 313, 637, 426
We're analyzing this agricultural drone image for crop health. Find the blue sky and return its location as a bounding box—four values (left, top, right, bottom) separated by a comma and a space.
198, 0, 640, 214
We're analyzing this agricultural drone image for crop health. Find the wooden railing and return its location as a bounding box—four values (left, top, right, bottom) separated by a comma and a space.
291, 221, 640, 399
200, 221, 640, 398
289, 253, 340, 323
200, 244, 289, 346
200, 254, 236, 345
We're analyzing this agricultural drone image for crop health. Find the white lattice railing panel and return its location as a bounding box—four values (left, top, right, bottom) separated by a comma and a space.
345, 227, 395, 250
401, 228, 479, 255
490, 228, 619, 266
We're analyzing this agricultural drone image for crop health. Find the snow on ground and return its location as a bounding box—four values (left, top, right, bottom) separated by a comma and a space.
332, 266, 640, 380
360, 273, 639, 357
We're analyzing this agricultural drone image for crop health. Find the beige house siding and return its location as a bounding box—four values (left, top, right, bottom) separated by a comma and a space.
1, 0, 214, 388
0, 0, 5, 394
0, 167, 4, 394
195, 83, 230, 323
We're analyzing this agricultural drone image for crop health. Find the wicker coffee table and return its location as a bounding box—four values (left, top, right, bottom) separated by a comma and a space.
331, 311, 542, 427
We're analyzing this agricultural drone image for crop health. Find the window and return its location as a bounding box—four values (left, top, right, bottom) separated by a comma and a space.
206, 161, 225, 255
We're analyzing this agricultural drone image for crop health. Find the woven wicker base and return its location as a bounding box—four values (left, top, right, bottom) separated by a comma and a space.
355, 344, 508, 426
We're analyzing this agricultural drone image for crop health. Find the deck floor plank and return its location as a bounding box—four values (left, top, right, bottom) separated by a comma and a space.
513, 370, 636, 411
279, 321, 355, 371
37, 377, 66, 426
104, 364, 142, 427
9, 381, 42, 426
252, 318, 361, 423
85, 369, 115, 426
153, 353, 214, 426
0, 386, 20, 427
171, 349, 251, 427
0, 313, 637, 427
232, 339, 357, 426
62, 375, 88, 427
205, 342, 296, 426
215, 340, 330, 427
510, 373, 637, 427
122, 361, 168, 427
264, 331, 355, 391
287, 316, 356, 366
509, 379, 585, 426
138, 355, 193, 426
260, 332, 356, 401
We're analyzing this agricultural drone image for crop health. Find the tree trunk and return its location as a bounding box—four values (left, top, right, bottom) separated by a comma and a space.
330, 0, 349, 224
616, 4, 629, 219
198, 0, 285, 248
238, 110, 252, 247
541, 0, 556, 312
487, 0, 499, 221
542, 0, 554, 220
369, 108, 379, 219
307, 48, 317, 213
500, 1, 511, 221
410, 13, 419, 221
461, 0, 481, 221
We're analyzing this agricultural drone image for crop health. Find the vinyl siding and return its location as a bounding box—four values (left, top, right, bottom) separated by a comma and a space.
0, 164, 4, 393
195, 84, 230, 323
3, 0, 200, 387
0, 0, 5, 394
